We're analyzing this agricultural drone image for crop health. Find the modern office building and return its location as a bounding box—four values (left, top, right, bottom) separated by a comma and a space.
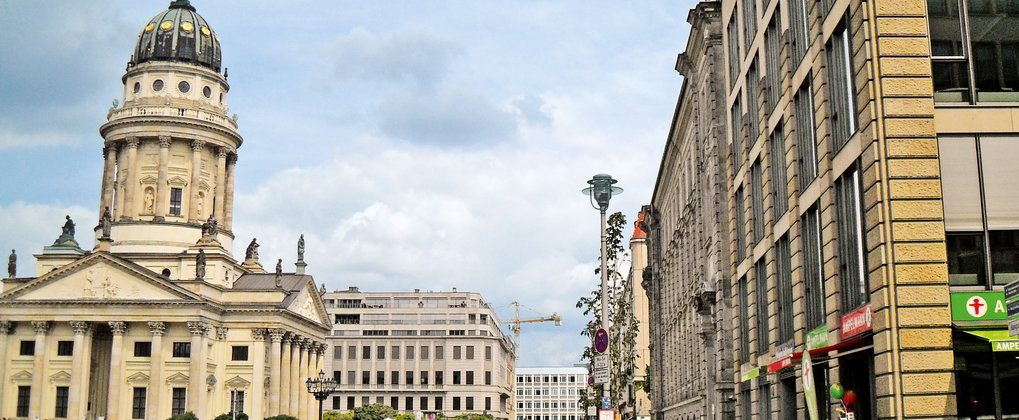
641, 2, 736, 419
322, 288, 516, 419
514, 367, 588, 420
0, 1, 331, 419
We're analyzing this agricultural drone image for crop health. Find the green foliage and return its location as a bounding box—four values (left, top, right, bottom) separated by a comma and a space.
265, 416, 299, 420
214, 413, 249, 420
576, 211, 638, 409
324, 411, 353, 420
451, 414, 495, 420
395, 414, 415, 420
167, 413, 198, 420
352, 403, 398, 420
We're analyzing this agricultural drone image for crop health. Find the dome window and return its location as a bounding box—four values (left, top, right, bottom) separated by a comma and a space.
181, 22, 194, 32
160, 20, 174, 31
178, 81, 191, 93
201, 26, 211, 36
153, 79, 164, 92
145, 23, 155, 32
203, 86, 212, 98
133, 82, 141, 94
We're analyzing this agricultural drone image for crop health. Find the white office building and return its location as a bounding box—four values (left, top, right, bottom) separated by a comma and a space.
514, 367, 588, 420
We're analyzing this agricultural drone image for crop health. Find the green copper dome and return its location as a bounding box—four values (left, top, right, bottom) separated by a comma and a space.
132, 0, 222, 72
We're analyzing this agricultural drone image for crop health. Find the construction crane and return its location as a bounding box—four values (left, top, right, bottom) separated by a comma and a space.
501, 301, 562, 359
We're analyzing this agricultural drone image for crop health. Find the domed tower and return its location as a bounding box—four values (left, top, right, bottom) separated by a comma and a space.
98, 0, 241, 256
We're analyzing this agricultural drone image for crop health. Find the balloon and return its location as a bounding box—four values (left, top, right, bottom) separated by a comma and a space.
829, 383, 845, 399
842, 390, 858, 406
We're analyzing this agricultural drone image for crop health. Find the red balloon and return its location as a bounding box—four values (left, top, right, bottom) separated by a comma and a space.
842, 390, 858, 406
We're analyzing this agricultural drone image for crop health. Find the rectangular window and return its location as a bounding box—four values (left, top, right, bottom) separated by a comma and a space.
132, 387, 147, 419
835, 164, 870, 312
732, 95, 744, 170
790, 0, 809, 63
755, 259, 769, 353
728, 18, 742, 88
347, 396, 355, 410
377, 345, 385, 359
436, 371, 444, 385
134, 341, 152, 357
486, 397, 492, 411
770, 124, 788, 217
466, 397, 475, 411
453, 370, 462, 385
391, 345, 400, 359
486, 371, 492, 385
739, 275, 751, 361
172, 342, 190, 358
436, 345, 444, 359
747, 58, 762, 146
231, 345, 249, 361
17, 386, 30, 417
406, 396, 414, 411
169, 187, 183, 216
436, 397, 444, 411
391, 371, 400, 385
421, 345, 429, 359
421, 396, 429, 411
171, 387, 187, 416
333, 346, 343, 359
485, 345, 492, 360
764, 12, 782, 116
361, 371, 370, 385
348, 345, 356, 359
362, 345, 370, 359
741, 389, 752, 420
421, 371, 429, 385
735, 187, 747, 262
453, 345, 462, 359
454, 397, 462, 411
466, 345, 475, 359
752, 159, 765, 243
57, 340, 74, 356
794, 81, 818, 189
55, 386, 69, 418
777, 235, 795, 343
20, 340, 34, 356
803, 205, 826, 329
406, 346, 415, 359
466, 370, 474, 385
742, 0, 758, 50
827, 23, 857, 152
406, 371, 414, 385
759, 383, 773, 420
377, 371, 385, 385
230, 390, 245, 413
346, 371, 355, 385
391, 396, 399, 410
333, 371, 341, 383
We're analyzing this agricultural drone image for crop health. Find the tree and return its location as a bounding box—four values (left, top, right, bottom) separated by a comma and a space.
265, 416, 299, 420
324, 411, 353, 420
576, 211, 638, 411
352, 403, 397, 420
215, 413, 250, 420
167, 413, 198, 420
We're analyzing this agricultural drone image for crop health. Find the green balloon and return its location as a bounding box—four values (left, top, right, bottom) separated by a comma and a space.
829, 383, 845, 399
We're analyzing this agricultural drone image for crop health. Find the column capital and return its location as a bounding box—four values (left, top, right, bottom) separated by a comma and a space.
216, 326, 229, 340
217, 147, 229, 158
299, 338, 312, 350
191, 139, 205, 151
147, 321, 166, 336
31, 320, 50, 334
315, 343, 326, 355
109, 321, 128, 335
187, 321, 209, 336
125, 137, 140, 148
69, 321, 91, 335
227, 153, 238, 165
103, 142, 119, 156
0, 320, 13, 335
252, 328, 268, 340
268, 328, 286, 343
158, 135, 172, 147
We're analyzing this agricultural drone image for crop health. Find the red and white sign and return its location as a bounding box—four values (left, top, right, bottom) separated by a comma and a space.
840, 304, 872, 340
967, 295, 989, 318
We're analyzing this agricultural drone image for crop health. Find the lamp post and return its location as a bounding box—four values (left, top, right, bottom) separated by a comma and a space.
582, 173, 622, 407
306, 369, 339, 420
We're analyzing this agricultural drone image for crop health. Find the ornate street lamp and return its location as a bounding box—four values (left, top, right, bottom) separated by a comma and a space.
306, 369, 339, 420
581, 173, 622, 405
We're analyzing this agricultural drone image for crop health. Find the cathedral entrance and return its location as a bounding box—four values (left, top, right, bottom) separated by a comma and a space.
86, 323, 113, 419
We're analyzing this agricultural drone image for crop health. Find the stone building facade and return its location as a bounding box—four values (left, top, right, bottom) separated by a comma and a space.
627, 217, 651, 420
322, 288, 516, 419
641, 3, 735, 419
0, 2, 330, 419
513, 367, 588, 420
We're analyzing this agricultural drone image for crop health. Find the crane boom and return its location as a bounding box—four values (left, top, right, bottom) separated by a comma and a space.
501, 301, 562, 358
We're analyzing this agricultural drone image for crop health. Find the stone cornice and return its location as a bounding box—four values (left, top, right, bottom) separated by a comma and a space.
99, 116, 242, 147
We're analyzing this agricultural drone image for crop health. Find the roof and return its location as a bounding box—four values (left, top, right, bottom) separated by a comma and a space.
232, 273, 314, 306
133, 0, 222, 71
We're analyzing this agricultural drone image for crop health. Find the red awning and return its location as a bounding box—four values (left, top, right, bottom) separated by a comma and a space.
766, 336, 870, 373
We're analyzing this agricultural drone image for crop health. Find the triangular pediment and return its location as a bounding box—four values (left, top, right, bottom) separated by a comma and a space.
166, 372, 189, 385
284, 280, 330, 327
140, 175, 158, 184
49, 371, 71, 384
127, 372, 150, 384
10, 370, 32, 383
1, 252, 204, 303
168, 176, 188, 187
225, 375, 251, 389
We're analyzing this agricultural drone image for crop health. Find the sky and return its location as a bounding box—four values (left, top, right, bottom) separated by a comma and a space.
0, 0, 695, 367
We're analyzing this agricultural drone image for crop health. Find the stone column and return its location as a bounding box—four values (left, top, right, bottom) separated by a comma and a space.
224, 154, 236, 231
100, 143, 118, 219
107, 322, 128, 420
268, 329, 284, 415
215, 148, 227, 220
280, 334, 293, 414
0, 321, 12, 412
309, 343, 323, 418
188, 140, 205, 222
68, 321, 92, 418
122, 137, 140, 220
250, 329, 267, 420
187, 321, 208, 414
115, 144, 128, 219
28, 321, 49, 419
154, 135, 171, 221
297, 340, 310, 420
288, 337, 303, 415
147, 321, 166, 420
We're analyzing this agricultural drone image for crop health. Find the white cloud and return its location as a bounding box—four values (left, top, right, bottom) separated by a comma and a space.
327, 27, 464, 88
0, 202, 94, 275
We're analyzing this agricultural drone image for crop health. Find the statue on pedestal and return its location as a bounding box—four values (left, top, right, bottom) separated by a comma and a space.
275, 258, 283, 288
245, 238, 259, 260
196, 249, 207, 280
99, 207, 113, 239
297, 234, 305, 262
7, 250, 15, 278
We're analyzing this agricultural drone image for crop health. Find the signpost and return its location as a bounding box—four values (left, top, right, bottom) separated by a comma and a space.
1007, 280, 1019, 338
593, 367, 610, 385
602, 396, 611, 409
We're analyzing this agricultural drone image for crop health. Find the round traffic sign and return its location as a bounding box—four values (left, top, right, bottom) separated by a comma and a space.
595, 328, 609, 353
588, 376, 595, 386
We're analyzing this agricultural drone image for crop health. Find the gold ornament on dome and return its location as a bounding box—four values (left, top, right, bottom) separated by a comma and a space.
201, 26, 211, 36
181, 22, 194, 32
160, 20, 173, 31
145, 23, 155, 32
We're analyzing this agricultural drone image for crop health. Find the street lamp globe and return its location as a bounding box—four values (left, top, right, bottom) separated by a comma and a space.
582, 173, 623, 212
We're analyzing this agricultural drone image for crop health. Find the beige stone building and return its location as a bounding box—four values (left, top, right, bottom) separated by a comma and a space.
627, 217, 650, 420
321, 288, 515, 419
0, 1, 330, 419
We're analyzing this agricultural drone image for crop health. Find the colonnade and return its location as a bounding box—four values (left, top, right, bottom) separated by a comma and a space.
99, 135, 237, 230
0, 320, 325, 420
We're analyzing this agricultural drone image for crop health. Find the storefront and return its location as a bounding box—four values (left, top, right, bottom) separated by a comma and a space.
951, 291, 1019, 419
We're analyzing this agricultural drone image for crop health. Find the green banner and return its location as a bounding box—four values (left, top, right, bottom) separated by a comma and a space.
951, 291, 1007, 321
802, 350, 818, 420
805, 325, 828, 350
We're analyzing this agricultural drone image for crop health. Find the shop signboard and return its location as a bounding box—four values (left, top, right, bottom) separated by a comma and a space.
840, 304, 872, 339
1007, 279, 1019, 338
806, 325, 829, 350
802, 350, 819, 420
599, 409, 614, 420
768, 339, 795, 373
950, 291, 1007, 321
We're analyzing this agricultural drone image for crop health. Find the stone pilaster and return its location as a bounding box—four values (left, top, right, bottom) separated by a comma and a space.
224, 154, 236, 231
28, 321, 49, 419
155, 135, 171, 220
107, 321, 128, 420
268, 329, 284, 415
251, 328, 268, 420
188, 140, 205, 222
187, 321, 209, 414
68, 321, 92, 418
298, 340, 310, 420
122, 137, 140, 220
147, 321, 166, 420
0, 321, 12, 413
215, 148, 227, 220
115, 143, 128, 219
100, 143, 118, 219
280, 333, 293, 414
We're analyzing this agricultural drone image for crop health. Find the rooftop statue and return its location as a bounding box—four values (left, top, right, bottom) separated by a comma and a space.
7, 249, 15, 278
297, 234, 305, 261
245, 238, 259, 260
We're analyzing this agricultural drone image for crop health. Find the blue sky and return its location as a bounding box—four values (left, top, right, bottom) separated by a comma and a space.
0, 0, 694, 367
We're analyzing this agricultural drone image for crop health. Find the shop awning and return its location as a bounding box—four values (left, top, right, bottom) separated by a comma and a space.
964, 329, 1019, 352
765, 336, 871, 373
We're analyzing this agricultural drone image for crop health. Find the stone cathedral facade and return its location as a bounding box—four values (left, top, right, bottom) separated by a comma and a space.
0, 1, 330, 419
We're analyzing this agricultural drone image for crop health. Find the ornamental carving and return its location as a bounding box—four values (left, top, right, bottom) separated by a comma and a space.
69, 321, 91, 335
216, 326, 229, 340
109, 321, 128, 335
148, 321, 166, 336
268, 329, 285, 342
31, 321, 50, 334
187, 321, 208, 336
0, 321, 13, 335
252, 328, 267, 340
84, 268, 119, 298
